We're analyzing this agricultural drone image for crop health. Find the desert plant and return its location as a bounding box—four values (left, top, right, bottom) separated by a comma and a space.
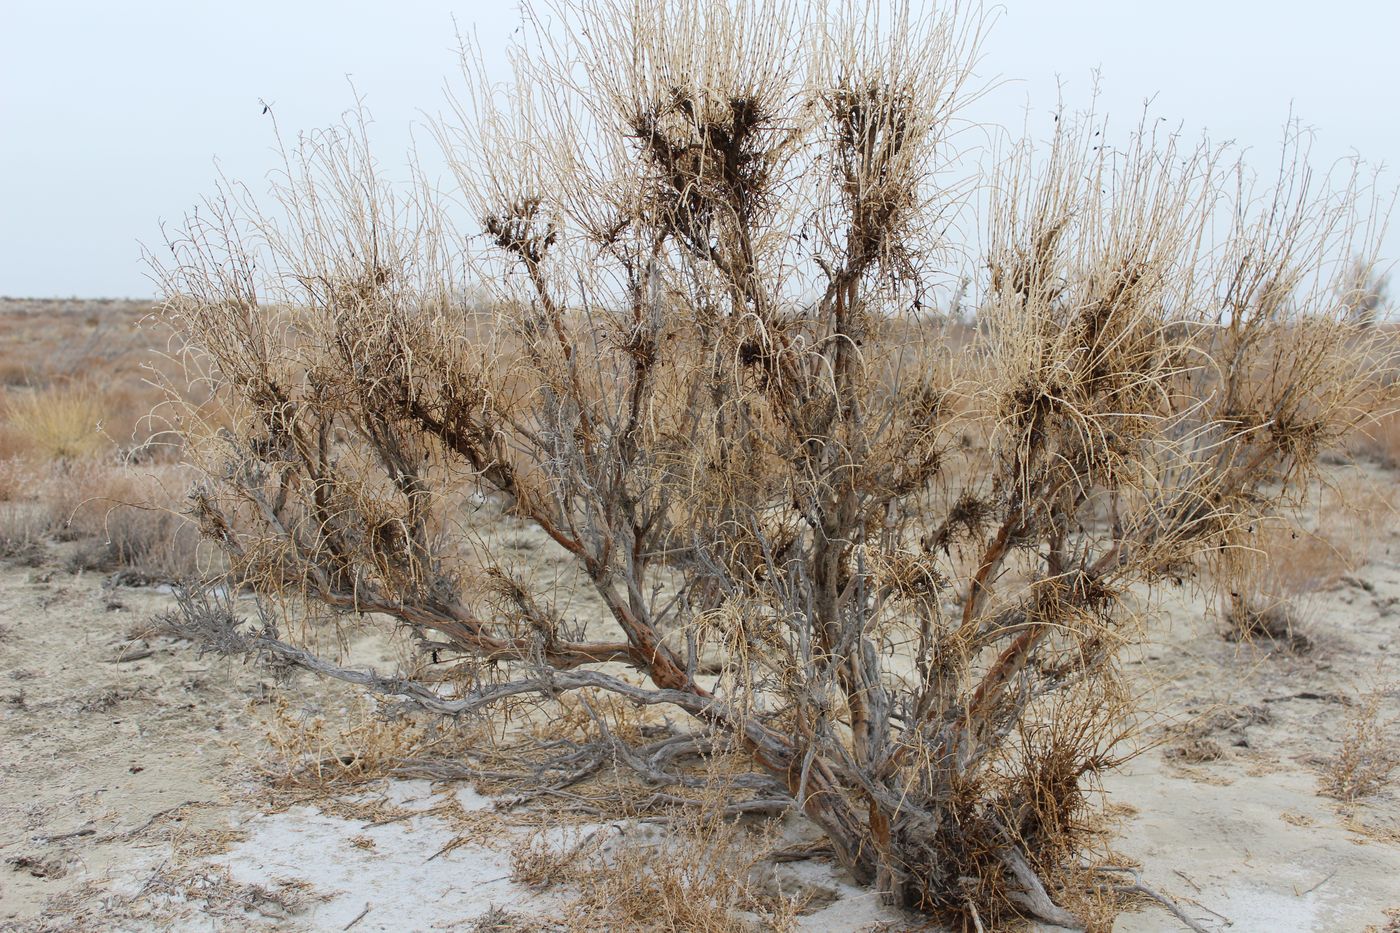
3, 381, 109, 461
1217, 476, 1390, 650
1321, 683, 1399, 801
153, 0, 1394, 925
45, 463, 207, 580
0, 502, 50, 566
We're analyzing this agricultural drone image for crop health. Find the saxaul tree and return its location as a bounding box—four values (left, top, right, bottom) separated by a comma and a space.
156, 0, 1392, 924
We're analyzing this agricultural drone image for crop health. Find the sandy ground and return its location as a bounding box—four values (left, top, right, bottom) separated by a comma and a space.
1, 472, 1398, 931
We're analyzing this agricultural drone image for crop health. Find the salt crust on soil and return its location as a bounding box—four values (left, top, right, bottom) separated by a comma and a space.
212, 779, 911, 931
213, 783, 544, 931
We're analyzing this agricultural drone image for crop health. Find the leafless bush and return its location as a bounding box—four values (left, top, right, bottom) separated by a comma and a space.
1218, 482, 1389, 651
470, 907, 563, 933
46, 463, 207, 580
153, 0, 1395, 924
0, 502, 50, 566
1321, 683, 1399, 800
1217, 523, 1319, 652
157, 583, 264, 656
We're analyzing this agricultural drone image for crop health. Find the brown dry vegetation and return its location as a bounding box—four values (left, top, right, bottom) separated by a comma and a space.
144, 0, 1400, 927
1217, 478, 1395, 651
0, 298, 207, 584
1321, 682, 1400, 801
4, 2, 1400, 930
509, 810, 806, 932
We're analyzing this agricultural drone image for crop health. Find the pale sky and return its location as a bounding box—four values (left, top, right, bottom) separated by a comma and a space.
2, 1, 1396, 297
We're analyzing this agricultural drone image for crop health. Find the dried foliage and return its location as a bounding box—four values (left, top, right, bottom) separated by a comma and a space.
511, 810, 803, 932
3, 382, 108, 461
1352, 406, 1400, 468
258, 696, 444, 790
153, 0, 1395, 925
1321, 683, 1400, 801
1216, 479, 1390, 651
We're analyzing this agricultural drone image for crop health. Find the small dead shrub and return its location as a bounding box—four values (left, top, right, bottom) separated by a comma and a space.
1164, 737, 1225, 764
1216, 516, 1361, 652
0, 502, 50, 566
1218, 482, 1389, 650
47, 463, 207, 580
1222, 596, 1314, 653
260, 697, 449, 790
470, 907, 563, 932
1320, 684, 1399, 800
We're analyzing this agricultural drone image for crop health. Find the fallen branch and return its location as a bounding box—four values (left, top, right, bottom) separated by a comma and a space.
33, 826, 96, 844
1096, 866, 1215, 932
342, 903, 372, 930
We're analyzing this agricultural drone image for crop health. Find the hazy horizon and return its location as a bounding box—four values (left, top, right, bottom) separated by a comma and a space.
3, 0, 1397, 298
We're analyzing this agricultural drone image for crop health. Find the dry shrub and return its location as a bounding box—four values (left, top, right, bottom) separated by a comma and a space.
1218, 481, 1390, 649
153, 0, 1397, 924
63, 500, 204, 580
0, 502, 51, 565
470, 907, 563, 933
1321, 683, 1399, 801
3, 382, 110, 461
46, 462, 206, 580
259, 696, 452, 790
1220, 575, 1316, 653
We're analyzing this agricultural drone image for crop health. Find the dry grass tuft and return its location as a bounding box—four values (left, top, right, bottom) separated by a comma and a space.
0, 502, 50, 566
470, 906, 563, 932
1164, 737, 1225, 764
3, 382, 110, 461
1320, 683, 1399, 801
1223, 596, 1314, 653
258, 697, 448, 790
511, 808, 804, 932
